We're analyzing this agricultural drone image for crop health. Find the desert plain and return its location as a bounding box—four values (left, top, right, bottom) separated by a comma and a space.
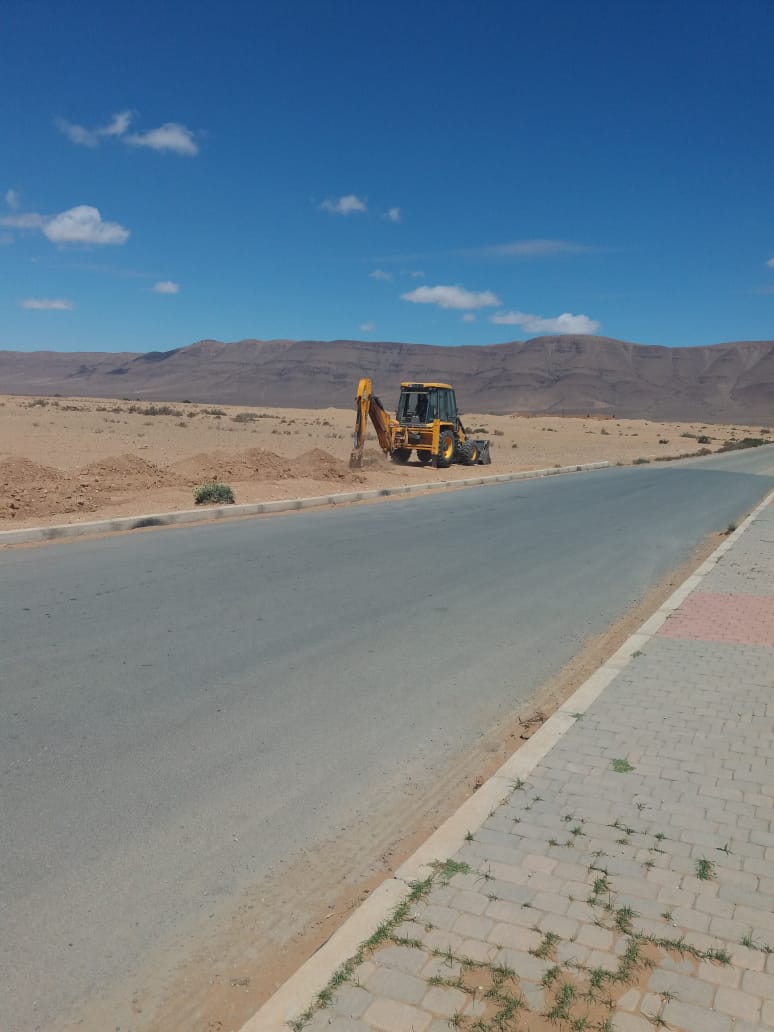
1, 392, 771, 530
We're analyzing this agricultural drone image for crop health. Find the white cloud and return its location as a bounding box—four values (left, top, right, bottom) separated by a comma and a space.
5, 189, 20, 210
462, 313, 476, 323
1, 205, 129, 245
384, 207, 402, 222
20, 298, 74, 310
126, 122, 198, 156
320, 194, 367, 215
359, 321, 376, 332
459, 239, 597, 259
370, 268, 392, 281
102, 110, 133, 136
401, 284, 501, 310
766, 257, 774, 269
0, 211, 45, 229
44, 205, 130, 245
490, 310, 601, 334
408, 270, 425, 278
56, 118, 100, 147
56, 110, 134, 148
152, 280, 180, 294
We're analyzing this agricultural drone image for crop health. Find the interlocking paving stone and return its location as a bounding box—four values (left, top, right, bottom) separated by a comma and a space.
292, 496, 774, 1030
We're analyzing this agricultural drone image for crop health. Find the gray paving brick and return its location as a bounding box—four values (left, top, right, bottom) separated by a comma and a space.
362, 966, 428, 1005
648, 967, 715, 1006
305, 1012, 370, 1031
414, 902, 462, 932
612, 1014, 653, 1032
330, 984, 374, 1018
374, 945, 429, 976
496, 947, 551, 982
450, 888, 489, 915
742, 969, 774, 998
451, 911, 493, 941
486, 922, 542, 952
662, 998, 733, 1032
714, 986, 761, 1023
421, 984, 467, 1017
362, 997, 433, 1031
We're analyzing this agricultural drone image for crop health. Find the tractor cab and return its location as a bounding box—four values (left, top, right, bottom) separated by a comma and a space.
396, 383, 458, 427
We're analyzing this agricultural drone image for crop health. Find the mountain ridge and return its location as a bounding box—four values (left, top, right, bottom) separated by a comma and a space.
1, 335, 772, 422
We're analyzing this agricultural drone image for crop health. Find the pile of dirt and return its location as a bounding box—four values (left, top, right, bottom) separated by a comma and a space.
291, 448, 351, 480
170, 448, 294, 484
79, 454, 184, 491
0, 458, 99, 519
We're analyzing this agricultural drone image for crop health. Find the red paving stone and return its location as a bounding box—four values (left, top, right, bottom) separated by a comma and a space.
658, 591, 774, 647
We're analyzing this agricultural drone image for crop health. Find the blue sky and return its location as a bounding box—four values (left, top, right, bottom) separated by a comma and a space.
1, 0, 772, 353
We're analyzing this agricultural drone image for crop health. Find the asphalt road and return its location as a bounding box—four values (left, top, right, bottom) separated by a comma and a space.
2, 447, 773, 1031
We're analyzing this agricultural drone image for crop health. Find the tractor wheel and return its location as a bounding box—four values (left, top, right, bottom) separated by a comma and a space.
435, 429, 455, 468
458, 440, 478, 465
416, 451, 433, 464
391, 448, 412, 464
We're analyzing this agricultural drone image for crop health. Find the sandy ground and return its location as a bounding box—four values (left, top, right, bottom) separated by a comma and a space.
1, 393, 769, 530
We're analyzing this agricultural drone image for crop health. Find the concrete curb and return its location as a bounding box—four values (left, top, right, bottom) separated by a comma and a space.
243, 486, 774, 1032
0, 461, 609, 546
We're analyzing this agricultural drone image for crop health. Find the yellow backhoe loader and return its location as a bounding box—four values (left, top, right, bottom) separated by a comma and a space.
349, 378, 492, 469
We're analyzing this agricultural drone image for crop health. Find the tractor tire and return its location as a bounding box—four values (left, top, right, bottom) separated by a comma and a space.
391, 448, 412, 464
458, 440, 478, 465
435, 429, 455, 468
416, 451, 433, 464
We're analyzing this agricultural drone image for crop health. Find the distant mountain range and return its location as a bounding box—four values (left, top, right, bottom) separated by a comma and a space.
1, 335, 773, 422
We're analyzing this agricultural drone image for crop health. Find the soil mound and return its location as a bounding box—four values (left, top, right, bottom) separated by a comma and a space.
170, 448, 294, 483
0, 458, 96, 520
80, 454, 183, 490
292, 448, 350, 480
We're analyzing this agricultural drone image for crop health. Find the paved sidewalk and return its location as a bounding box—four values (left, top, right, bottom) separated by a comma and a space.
270, 495, 774, 1032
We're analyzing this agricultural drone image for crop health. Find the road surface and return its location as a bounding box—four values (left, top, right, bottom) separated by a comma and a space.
2, 447, 773, 1031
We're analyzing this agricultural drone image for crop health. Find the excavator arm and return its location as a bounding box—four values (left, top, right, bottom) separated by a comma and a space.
349, 377, 394, 468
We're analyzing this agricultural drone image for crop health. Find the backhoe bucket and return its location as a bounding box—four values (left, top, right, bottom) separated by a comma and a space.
349, 443, 365, 469
472, 439, 491, 464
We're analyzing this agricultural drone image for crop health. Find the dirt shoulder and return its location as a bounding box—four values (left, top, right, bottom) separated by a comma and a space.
1, 393, 767, 530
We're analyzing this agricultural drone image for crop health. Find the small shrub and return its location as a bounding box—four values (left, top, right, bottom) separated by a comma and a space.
697, 434, 712, 444
493, 428, 504, 437
194, 482, 235, 505
128, 403, 181, 417
719, 437, 766, 452
201, 407, 226, 417
633, 457, 650, 465
232, 411, 258, 423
